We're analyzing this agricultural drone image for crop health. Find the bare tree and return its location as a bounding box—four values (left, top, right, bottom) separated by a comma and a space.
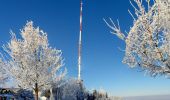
2, 21, 66, 100
104, 0, 170, 77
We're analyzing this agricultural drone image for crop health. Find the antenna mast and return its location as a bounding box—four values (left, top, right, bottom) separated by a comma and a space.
78, 0, 83, 81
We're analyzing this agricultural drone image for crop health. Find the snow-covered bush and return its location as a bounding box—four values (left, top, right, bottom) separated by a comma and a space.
61, 78, 86, 100
45, 78, 87, 100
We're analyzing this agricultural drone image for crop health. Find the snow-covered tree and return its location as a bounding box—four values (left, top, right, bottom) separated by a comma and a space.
104, 0, 170, 77
91, 88, 110, 100
2, 21, 66, 100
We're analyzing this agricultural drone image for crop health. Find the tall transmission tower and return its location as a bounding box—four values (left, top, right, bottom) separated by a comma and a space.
78, 0, 83, 81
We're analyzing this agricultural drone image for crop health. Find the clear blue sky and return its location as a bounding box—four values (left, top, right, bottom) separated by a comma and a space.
0, 0, 170, 97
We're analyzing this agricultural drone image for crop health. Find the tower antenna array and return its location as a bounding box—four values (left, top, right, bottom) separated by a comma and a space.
78, 0, 83, 81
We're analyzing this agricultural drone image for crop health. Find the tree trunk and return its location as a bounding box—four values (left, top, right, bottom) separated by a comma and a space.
35, 83, 39, 100
50, 88, 54, 100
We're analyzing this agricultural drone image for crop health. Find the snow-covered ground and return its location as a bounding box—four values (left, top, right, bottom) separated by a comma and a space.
123, 95, 170, 100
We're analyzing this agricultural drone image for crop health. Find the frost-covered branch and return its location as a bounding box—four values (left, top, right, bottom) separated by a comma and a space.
104, 0, 170, 77
103, 18, 125, 40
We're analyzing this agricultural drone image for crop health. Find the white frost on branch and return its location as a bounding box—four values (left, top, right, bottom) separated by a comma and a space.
103, 18, 125, 40
104, 0, 170, 77
0, 58, 9, 87
2, 21, 66, 90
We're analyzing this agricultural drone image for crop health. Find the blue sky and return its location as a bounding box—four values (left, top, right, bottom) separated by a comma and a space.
0, 0, 170, 97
